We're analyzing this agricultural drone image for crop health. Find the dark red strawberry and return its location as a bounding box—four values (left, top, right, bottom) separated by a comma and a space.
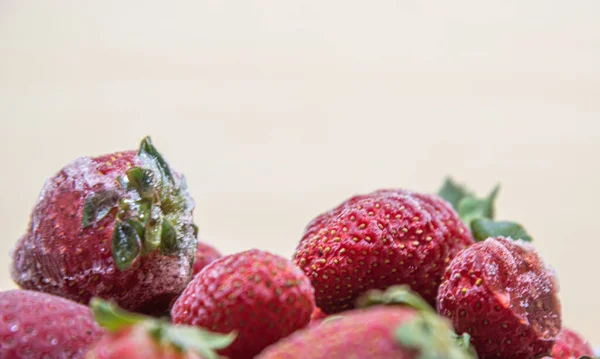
437, 236, 561, 359
171, 249, 316, 359
11, 137, 197, 315
192, 241, 221, 276
256, 286, 475, 359
293, 189, 474, 313
0, 290, 104, 358
551, 327, 594, 359
86, 299, 234, 359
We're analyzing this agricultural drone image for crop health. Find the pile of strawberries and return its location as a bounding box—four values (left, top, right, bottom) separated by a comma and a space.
1, 136, 594, 359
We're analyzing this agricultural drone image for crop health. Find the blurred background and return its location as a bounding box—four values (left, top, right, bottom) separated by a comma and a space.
1, 1, 599, 342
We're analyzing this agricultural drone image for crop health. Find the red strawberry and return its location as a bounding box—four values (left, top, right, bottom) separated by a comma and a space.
11, 137, 197, 315
86, 299, 234, 359
0, 290, 104, 359
192, 241, 221, 276
551, 327, 594, 359
308, 307, 326, 325
437, 236, 561, 359
171, 249, 316, 359
256, 287, 475, 359
293, 189, 474, 313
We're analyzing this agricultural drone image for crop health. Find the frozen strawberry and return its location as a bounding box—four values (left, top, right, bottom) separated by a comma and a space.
309, 307, 326, 326
192, 241, 221, 276
0, 290, 104, 359
257, 287, 475, 359
551, 327, 594, 359
86, 299, 234, 359
11, 137, 197, 315
293, 189, 473, 313
437, 236, 561, 359
171, 249, 315, 359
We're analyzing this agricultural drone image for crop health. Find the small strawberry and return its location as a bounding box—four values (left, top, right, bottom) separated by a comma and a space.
293, 188, 474, 313
11, 137, 197, 315
256, 286, 476, 359
0, 290, 104, 359
437, 236, 561, 359
171, 249, 316, 359
192, 241, 221, 276
86, 298, 234, 359
551, 328, 594, 359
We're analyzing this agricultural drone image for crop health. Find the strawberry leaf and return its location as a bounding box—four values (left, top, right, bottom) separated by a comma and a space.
126, 167, 155, 200
356, 285, 435, 313
90, 298, 146, 332
164, 326, 236, 359
438, 178, 472, 210
81, 190, 120, 228
138, 136, 174, 184
471, 218, 533, 242
457, 185, 499, 227
112, 221, 142, 270
395, 312, 476, 359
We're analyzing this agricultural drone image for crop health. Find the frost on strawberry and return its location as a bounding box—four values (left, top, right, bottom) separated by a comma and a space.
0, 290, 104, 359
171, 249, 316, 359
11, 136, 197, 315
293, 189, 474, 313
436, 237, 561, 359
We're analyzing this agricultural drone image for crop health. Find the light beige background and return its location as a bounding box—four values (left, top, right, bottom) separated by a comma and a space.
1, 1, 599, 343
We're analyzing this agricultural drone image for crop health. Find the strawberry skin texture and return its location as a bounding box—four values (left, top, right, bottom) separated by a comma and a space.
294, 189, 474, 313
86, 326, 204, 359
11, 150, 196, 315
0, 290, 104, 359
437, 236, 561, 359
256, 306, 418, 359
192, 241, 221, 277
551, 327, 593, 359
171, 249, 316, 359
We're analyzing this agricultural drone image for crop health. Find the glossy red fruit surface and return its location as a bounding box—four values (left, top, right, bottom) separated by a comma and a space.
192, 242, 221, 276
171, 249, 315, 359
294, 189, 474, 313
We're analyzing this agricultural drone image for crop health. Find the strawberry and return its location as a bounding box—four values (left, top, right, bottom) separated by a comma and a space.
86, 299, 234, 359
293, 188, 474, 313
0, 290, 104, 359
171, 249, 316, 359
551, 328, 594, 359
192, 241, 221, 276
256, 286, 476, 359
308, 307, 326, 325
436, 236, 561, 359
11, 137, 197, 315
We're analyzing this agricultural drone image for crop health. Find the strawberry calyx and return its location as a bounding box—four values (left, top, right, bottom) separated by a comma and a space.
438, 177, 533, 242
90, 298, 235, 359
356, 286, 476, 359
81, 136, 197, 270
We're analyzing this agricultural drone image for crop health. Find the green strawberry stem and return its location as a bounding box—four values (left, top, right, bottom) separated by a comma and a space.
438, 177, 533, 242
355, 285, 435, 313
81, 136, 197, 270
356, 286, 476, 359
90, 298, 235, 359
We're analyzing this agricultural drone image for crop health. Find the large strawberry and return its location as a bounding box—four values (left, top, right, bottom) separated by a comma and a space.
0, 290, 104, 359
551, 327, 594, 359
256, 286, 475, 359
86, 299, 234, 359
11, 136, 197, 315
171, 249, 316, 359
437, 236, 561, 359
293, 188, 474, 313
192, 241, 221, 276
